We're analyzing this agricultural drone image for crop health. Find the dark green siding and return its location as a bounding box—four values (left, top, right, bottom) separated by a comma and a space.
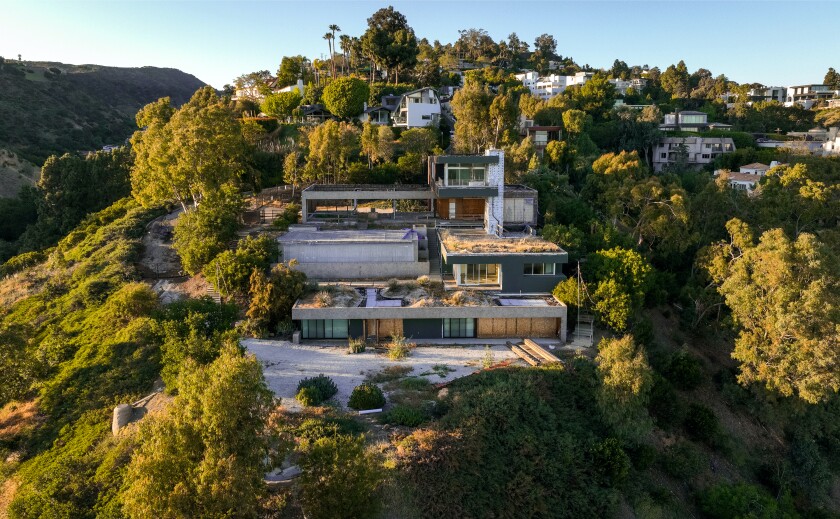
403, 319, 443, 339
349, 319, 364, 338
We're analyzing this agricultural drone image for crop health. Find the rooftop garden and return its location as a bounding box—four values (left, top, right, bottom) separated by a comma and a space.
381, 277, 495, 307
440, 230, 562, 254
297, 284, 364, 309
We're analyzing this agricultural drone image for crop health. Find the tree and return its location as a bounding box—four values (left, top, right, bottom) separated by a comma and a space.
303, 120, 361, 183
276, 55, 311, 88
596, 335, 653, 441
660, 60, 690, 99
562, 109, 589, 135
297, 435, 384, 519
450, 81, 494, 153
246, 261, 307, 333
130, 87, 247, 213
569, 73, 616, 120
122, 347, 277, 519
232, 70, 273, 100
361, 6, 419, 84
824, 67, 840, 90
488, 92, 520, 148
589, 247, 654, 330
328, 24, 341, 78
260, 90, 302, 120
703, 220, 840, 403
322, 77, 370, 118
531, 33, 557, 71
172, 185, 242, 276
205, 234, 277, 298
360, 122, 395, 167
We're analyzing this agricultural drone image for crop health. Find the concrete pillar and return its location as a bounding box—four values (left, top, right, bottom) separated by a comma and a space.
392, 199, 397, 219
112, 404, 133, 435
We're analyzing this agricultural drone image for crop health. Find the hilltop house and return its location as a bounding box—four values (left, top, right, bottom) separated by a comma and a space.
653, 136, 735, 172
659, 111, 732, 132
714, 161, 784, 195
280, 149, 568, 342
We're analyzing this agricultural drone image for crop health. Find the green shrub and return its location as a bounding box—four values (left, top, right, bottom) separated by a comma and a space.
384, 404, 427, 427
683, 403, 722, 447
699, 482, 790, 519
296, 375, 338, 406
348, 383, 385, 410
296, 387, 324, 407
662, 441, 706, 479
664, 350, 704, 390
590, 438, 630, 485
348, 338, 366, 354
388, 334, 414, 360
295, 417, 367, 441
398, 377, 431, 391
648, 374, 685, 429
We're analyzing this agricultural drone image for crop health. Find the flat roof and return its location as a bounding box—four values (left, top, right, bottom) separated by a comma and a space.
279, 229, 418, 244
303, 184, 430, 192
440, 230, 563, 255
430, 155, 499, 165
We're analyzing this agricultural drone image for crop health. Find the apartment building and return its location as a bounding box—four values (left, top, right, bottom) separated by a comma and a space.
653, 136, 736, 172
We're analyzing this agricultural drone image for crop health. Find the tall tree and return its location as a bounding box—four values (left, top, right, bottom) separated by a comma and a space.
322, 77, 370, 118
361, 6, 419, 84
328, 24, 341, 77
130, 88, 247, 213
824, 67, 840, 90
703, 219, 840, 403
450, 81, 494, 153
122, 346, 277, 518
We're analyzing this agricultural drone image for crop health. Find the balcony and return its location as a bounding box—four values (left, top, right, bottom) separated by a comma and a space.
433, 179, 498, 198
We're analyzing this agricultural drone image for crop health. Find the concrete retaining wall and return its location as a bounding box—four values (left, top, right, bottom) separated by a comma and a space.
295, 261, 429, 280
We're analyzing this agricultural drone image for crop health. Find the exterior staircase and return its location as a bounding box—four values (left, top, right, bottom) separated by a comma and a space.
206, 284, 222, 304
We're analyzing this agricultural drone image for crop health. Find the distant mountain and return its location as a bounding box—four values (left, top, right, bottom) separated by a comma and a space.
0, 59, 206, 166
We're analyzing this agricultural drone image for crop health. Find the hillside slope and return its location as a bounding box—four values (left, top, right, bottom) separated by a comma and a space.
0, 59, 206, 166
0, 149, 39, 198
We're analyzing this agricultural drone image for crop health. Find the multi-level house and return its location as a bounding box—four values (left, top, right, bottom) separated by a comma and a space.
281, 149, 569, 342
659, 111, 732, 132
390, 87, 441, 128
786, 84, 836, 108
714, 161, 784, 195
653, 136, 736, 172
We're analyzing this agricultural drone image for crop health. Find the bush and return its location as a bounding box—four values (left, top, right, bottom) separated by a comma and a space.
664, 350, 704, 390
296, 375, 338, 406
648, 374, 685, 429
348, 338, 366, 354
662, 441, 706, 479
295, 417, 366, 441
699, 482, 790, 519
387, 278, 400, 291
388, 334, 414, 360
590, 438, 630, 485
348, 383, 385, 410
683, 403, 722, 447
416, 275, 430, 286
384, 404, 427, 427
314, 291, 333, 308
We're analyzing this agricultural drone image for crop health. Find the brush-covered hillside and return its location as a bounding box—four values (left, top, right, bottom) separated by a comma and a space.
0, 58, 206, 167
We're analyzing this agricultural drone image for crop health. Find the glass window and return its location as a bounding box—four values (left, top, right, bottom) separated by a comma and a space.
524, 263, 555, 275
444, 318, 475, 338
302, 320, 349, 339
446, 164, 486, 186
458, 263, 499, 285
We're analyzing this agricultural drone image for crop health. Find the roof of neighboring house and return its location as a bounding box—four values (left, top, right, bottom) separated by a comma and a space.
740, 162, 770, 170
678, 110, 708, 116
299, 104, 332, 116
726, 172, 761, 184
363, 105, 391, 114
279, 228, 418, 244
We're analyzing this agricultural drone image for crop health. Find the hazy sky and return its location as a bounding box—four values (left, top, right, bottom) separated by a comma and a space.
2, 0, 838, 88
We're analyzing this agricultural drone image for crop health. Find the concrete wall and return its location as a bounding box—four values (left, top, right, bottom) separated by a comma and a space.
284, 240, 416, 264
294, 261, 429, 280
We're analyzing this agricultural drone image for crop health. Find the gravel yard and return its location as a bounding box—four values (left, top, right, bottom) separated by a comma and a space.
242, 339, 519, 411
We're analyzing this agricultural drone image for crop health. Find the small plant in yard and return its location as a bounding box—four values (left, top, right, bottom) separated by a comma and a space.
314, 290, 333, 308
275, 319, 295, 338
384, 404, 427, 427
420, 364, 456, 378
416, 275, 430, 287
348, 337, 367, 354
388, 334, 415, 360
387, 278, 400, 291
482, 345, 495, 369
296, 374, 338, 406
348, 383, 386, 410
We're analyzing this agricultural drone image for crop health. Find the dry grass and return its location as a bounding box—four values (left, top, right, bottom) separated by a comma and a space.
0, 400, 43, 445
381, 280, 492, 308
442, 290, 492, 307
440, 230, 561, 254
0, 265, 51, 309
297, 285, 362, 308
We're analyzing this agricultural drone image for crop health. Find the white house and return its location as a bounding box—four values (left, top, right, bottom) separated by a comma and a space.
391, 87, 441, 128
822, 128, 840, 155
515, 71, 594, 100
714, 161, 784, 195
653, 136, 735, 172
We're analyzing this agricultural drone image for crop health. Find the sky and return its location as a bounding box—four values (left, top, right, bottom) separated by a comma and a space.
2, 0, 839, 89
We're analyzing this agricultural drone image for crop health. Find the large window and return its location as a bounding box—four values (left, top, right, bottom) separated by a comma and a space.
457, 263, 499, 285
446, 164, 486, 186
302, 319, 349, 339
524, 263, 556, 275
444, 318, 475, 338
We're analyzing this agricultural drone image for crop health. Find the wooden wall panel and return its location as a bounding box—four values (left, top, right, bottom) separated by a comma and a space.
377, 319, 403, 338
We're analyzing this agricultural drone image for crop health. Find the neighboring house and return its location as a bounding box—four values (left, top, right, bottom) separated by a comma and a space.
653, 136, 736, 172
827, 98, 840, 109
659, 111, 732, 132
714, 161, 784, 195
233, 77, 305, 102
609, 78, 647, 93
391, 87, 441, 128
282, 149, 568, 342
515, 71, 594, 100
358, 104, 391, 125
298, 104, 333, 123
785, 84, 835, 108
747, 86, 785, 103
822, 128, 840, 155
522, 126, 562, 155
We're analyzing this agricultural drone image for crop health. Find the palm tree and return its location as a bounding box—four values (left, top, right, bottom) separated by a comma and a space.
339, 34, 351, 76
328, 24, 341, 78
323, 32, 333, 79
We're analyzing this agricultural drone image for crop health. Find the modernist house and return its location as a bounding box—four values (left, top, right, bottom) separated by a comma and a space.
515, 71, 594, 100
659, 111, 732, 132
522, 126, 562, 156
391, 87, 441, 128
282, 149, 568, 342
652, 136, 736, 172
786, 84, 836, 108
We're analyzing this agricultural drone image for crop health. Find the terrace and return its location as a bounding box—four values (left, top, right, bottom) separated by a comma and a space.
439, 230, 562, 255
